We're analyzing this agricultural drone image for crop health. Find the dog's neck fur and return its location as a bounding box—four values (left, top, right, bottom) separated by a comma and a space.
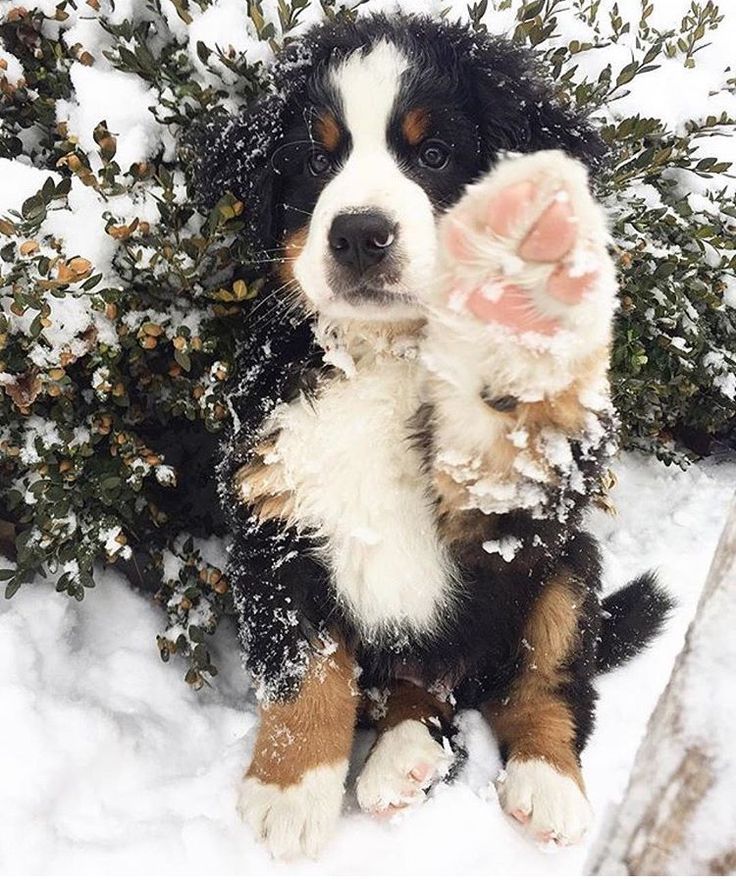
314, 315, 426, 374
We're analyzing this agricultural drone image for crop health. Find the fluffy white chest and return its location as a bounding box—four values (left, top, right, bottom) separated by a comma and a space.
270, 356, 454, 638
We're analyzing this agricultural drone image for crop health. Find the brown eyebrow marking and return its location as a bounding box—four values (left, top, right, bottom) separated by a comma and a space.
402, 107, 430, 146
314, 110, 341, 152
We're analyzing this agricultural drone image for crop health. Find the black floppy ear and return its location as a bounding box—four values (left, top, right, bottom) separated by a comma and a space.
186, 93, 285, 258
467, 35, 608, 174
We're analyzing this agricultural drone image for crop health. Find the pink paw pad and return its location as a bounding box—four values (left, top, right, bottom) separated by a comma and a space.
485, 180, 537, 238
466, 284, 559, 336
409, 762, 431, 782
518, 194, 577, 263
441, 167, 603, 331
443, 216, 475, 260
371, 761, 435, 817
546, 265, 598, 305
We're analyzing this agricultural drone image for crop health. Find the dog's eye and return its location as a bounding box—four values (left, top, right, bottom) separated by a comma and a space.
308, 149, 332, 176
418, 140, 450, 171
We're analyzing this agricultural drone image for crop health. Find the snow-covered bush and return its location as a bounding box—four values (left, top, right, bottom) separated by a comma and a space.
1, 0, 734, 684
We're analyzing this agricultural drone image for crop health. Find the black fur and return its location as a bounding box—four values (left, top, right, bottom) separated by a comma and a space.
597, 572, 675, 672
197, 14, 668, 751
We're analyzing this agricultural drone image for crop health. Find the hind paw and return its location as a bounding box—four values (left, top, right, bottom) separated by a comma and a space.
356, 720, 452, 816
496, 759, 593, 848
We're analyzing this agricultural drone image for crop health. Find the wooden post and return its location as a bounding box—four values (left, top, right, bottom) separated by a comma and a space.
588, 495, 736, 875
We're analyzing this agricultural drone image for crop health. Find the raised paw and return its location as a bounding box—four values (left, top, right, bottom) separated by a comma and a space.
437, 150, 615, 338
237, 761, 347, 860
496, 758, 593, 848
356, 719, 453, 816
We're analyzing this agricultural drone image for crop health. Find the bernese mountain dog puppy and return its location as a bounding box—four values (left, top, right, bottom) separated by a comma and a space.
191, 13, 672, 861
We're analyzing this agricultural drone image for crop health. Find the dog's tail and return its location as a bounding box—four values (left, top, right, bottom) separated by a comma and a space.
596, 572, 674, 673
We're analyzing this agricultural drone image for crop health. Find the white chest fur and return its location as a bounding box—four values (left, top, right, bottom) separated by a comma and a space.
268, 353, 455, 640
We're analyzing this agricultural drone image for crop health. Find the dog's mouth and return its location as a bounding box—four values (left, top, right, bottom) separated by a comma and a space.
312, 279, 423, 322
341, 284, 416, 306
327, 268, 417, 307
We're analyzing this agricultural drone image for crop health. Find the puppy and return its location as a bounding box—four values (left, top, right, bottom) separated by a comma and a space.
190, 13, 671, 860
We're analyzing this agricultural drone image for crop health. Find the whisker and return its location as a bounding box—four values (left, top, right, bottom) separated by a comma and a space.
247, 280, 305, 331
283, 203, 314, 219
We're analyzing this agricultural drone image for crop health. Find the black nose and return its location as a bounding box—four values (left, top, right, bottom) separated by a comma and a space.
328, 212, 396, 274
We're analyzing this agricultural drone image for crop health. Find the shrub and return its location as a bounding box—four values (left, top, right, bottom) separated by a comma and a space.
1, 0, 734, 684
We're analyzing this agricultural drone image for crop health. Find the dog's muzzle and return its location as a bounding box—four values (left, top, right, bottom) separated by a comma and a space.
326, 209, 406, 303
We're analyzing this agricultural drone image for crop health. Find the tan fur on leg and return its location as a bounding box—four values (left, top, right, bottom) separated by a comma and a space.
248, 641, 359, 787
368, 678, 454, 735
484, 572, 583, 786
484, 572, 593, 844
238, 641, 359, 859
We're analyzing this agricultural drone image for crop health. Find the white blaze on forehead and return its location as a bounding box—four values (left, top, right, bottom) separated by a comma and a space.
330, 40, 408, 151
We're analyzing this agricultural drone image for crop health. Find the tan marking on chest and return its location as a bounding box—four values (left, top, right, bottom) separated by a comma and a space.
234, 437, 294, 525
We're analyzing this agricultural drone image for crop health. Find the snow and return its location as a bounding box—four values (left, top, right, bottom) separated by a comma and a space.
482, 535, 523, 562
0, 157, 59, 211
57, 64, 164, 171
2, 452, 734, 874
2, 0, 736, 873
188, 0, 272, 78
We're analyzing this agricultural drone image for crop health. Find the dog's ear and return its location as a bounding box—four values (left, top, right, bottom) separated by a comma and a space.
467, 35, 608, 173
186, 94, 286, 258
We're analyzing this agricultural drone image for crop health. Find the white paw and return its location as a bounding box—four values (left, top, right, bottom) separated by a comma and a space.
237, 761, 347, 860
434, 149, 617, 342
496, 758, 593, 847
356, 719, 453, 815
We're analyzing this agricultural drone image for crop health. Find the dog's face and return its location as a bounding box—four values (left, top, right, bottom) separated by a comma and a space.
279, 40, 481, 322
192, 15, 605, 323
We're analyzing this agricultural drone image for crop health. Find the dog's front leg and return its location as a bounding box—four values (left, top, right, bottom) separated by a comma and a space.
420, 149, 618, 520
239, 640, 359, 860
418, 150, 617, 845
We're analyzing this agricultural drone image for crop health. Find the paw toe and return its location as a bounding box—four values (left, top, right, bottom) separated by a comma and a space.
410, 761, 433, 781
510, 807, 531, 825
237, 763, 346, 860
518, 195, 577, 262
485, 180, 538, 238
546, 265, 598, 304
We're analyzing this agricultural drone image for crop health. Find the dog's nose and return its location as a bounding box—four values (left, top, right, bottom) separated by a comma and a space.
328, 212, 396, 273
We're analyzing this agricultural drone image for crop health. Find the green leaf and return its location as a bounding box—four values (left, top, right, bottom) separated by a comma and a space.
519, 0, 544, 21
174, 350, 191, 371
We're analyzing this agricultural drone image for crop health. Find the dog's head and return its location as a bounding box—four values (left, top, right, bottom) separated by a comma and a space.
191, 14, 606, 323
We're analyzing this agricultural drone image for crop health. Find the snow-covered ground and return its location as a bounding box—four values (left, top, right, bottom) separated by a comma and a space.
2, 0, 736, 875
1, 452, 734, 875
